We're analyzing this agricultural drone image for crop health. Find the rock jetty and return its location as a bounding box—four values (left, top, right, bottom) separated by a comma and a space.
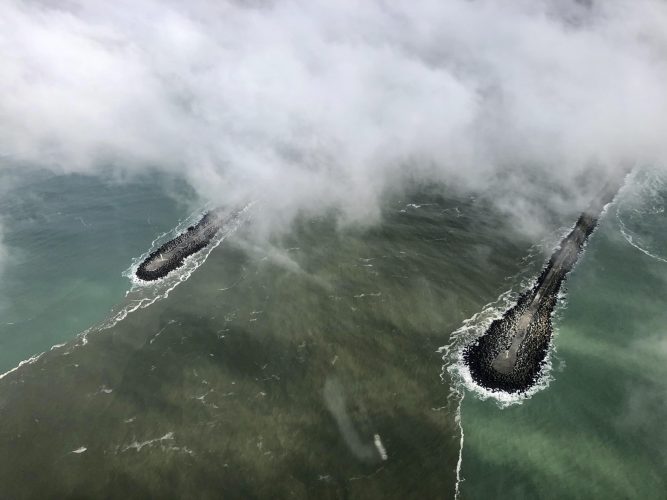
136, 208, 230, 282
463, 179, 624, 393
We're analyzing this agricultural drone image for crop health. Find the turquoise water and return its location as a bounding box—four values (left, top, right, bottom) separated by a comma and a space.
0, 169, 665, 498
0, 170, 193, 372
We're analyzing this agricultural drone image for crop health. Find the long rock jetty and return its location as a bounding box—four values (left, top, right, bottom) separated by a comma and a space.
136, 208, 232, 282
463, 178, 625, 393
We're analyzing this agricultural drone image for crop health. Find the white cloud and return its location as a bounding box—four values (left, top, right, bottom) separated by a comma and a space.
1, 0, 666, 234
0, 220, 6, 279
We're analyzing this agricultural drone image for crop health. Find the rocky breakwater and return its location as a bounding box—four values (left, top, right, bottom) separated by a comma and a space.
136, 208, 232, 282
463, 178, 624, 393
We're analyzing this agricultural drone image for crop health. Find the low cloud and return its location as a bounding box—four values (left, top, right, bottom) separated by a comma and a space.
0, 220, 6, 280
1, 0, 666, 234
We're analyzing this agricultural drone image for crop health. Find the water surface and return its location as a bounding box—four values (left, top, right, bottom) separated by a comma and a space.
0, 171, 665, 499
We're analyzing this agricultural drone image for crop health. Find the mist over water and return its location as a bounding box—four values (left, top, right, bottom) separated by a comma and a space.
0, 184, 533, 497
0, 167, 665, 498
1, 0, 667, 498
2, 0, 667, 239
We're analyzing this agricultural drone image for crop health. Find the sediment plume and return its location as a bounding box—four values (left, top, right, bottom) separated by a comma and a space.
463, 177, 626, 393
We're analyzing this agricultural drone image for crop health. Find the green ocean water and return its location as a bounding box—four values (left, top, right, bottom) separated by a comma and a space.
0, 169, 665, 498
0, 170, 196, 373
456, 170, 667, 499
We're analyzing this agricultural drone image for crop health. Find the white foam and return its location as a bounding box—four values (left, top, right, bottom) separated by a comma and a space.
0, 352, 44, 380
453, 390, 465, 500
615, 167, 667, 264
617, 213, 667, 263
373, 434, 388, 461
353, 292, 382, 298
120, 432, 175, 453
618, 224, 667, 262
0, 340, 73, 381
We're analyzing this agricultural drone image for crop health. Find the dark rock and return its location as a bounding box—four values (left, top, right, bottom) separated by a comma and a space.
136, 209, 233, 282
463, 178, 624, 393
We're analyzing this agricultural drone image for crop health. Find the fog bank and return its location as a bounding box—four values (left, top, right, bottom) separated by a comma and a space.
2, 0, 666, 235
0, 221, 6, 279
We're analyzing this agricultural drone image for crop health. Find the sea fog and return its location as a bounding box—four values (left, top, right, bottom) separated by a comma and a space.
1, 0, 667, 498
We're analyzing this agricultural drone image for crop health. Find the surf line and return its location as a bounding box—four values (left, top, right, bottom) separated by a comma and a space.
462, 174, 627, 394
453, 390, 465, 499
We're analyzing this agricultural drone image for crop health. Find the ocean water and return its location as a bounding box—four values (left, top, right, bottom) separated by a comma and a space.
0, 169, 665, 499
0, 170, 193, 373
448, 169, 667, 499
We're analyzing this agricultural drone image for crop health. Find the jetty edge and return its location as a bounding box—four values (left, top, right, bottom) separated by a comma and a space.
136, 207, 233, 282
463, 176, 625, 393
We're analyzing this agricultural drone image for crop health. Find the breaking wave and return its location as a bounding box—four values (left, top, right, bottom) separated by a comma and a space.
616, 168, 667, 264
